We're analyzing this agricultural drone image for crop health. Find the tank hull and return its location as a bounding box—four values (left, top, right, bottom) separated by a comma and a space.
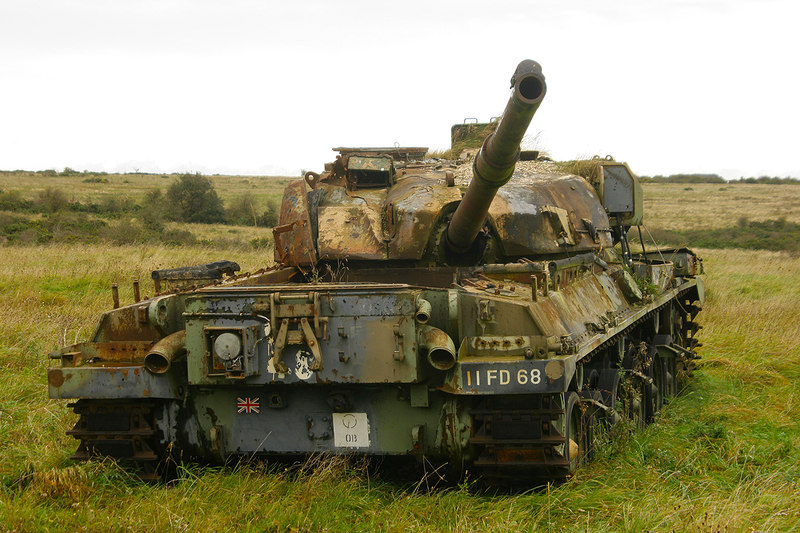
50, 249, 703, 482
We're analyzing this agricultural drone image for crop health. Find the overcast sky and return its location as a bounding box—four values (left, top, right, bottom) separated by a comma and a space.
1, 0, 797, 179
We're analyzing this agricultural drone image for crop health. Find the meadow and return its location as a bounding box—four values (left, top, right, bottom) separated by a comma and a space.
0, 170, 293, 208
642, 182, 800, 231
0, 174, 799, 531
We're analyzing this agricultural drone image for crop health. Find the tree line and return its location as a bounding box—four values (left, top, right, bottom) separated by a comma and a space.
640, 174, 799, 184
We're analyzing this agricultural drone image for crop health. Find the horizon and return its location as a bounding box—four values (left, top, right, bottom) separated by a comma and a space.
2, 165, 795, 182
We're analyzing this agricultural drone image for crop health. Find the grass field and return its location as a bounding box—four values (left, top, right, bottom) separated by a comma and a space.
0, 171, 294, 207
1, 176, 799, 531
641, 182, 800, 231
5, 172, 800, 230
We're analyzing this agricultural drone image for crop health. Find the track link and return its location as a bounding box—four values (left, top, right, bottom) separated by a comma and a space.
469, 394, 571, 483
67, 400, 163, 481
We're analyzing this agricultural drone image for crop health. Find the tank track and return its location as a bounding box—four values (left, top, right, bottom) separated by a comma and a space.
469, 394, 572, 483
469, 292, 702, 484
67, 400, 165, 482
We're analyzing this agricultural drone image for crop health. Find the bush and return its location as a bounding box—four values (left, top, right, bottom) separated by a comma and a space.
162, 228, 196, 246
732, 176, 800, 185
226, 195, 259, 226
0, 209, 198, 246
166, 173, 225, 224
648, 218, 800, 253
98, 195, 137, 216
639, 173, 725, 184
48, 212, 107, 242
145, 189, 164, 205
37, 188, 69, 213
0, 190, 33, 212
138, 189, 167, 232
1, 215, 54, 244
99, 218, 196, 246
261, 199, 280, 227
225, 196, 280, 227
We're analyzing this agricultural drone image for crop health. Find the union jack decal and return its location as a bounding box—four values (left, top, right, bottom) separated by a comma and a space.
236, 397, 260, 414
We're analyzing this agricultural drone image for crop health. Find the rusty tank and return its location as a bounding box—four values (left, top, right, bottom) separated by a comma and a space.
48, 59, 704, 483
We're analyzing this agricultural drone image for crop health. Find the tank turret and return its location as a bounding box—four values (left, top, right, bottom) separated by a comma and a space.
445, 60, 546, 254
272, 59, 611, 271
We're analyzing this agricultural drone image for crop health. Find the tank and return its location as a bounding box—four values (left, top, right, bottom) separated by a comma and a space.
48, 59, 704, 483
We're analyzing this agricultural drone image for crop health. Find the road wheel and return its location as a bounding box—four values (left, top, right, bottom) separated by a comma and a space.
563, 391, 593, 475
620, 372, 646, 428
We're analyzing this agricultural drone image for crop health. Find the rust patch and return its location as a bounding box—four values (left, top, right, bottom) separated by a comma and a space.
273, 180, 317, 266
95, 308, 162, 343
386, 176, 462, 260
48, 369, 65, 388
496, 448, 545, 463
317, 204, 386, 260
62, 340, 156, 364
446, 412, 457, 443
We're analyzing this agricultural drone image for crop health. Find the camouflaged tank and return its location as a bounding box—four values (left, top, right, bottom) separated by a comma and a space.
48, 59, 704, 483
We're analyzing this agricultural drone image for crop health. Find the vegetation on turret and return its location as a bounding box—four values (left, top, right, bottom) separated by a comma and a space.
556, 159, 605, 180
427, 121, 498, 160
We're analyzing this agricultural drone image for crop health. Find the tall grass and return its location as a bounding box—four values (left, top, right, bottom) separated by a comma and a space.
1, 244, 799, 530
1, 174, 800, 533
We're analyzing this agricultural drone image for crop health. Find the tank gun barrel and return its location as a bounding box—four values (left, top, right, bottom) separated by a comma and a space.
446, 59, 547, 254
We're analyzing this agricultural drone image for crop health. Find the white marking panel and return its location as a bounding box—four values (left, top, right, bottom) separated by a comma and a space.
333, 412, 370, 448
